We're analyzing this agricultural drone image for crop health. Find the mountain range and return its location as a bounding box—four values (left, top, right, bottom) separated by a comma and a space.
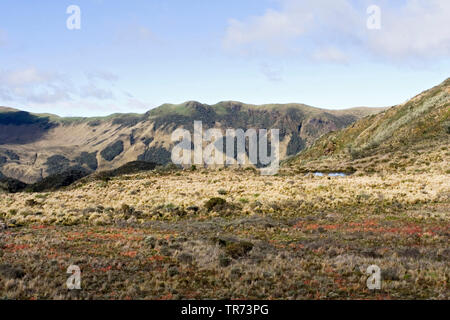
0, 101, 383, 183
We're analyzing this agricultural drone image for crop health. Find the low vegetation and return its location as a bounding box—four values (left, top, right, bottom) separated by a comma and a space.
0, 168, 448, 299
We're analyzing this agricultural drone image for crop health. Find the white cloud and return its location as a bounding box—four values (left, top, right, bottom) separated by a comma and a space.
223, 0, 450, 62
23, 88, 71, 104
223, 0, 362, 58
260, 62, 283, 82
1, 67, 53, 86
116, 24, 162, 47
367, 0, 450, 60
223, 8, 311, 55
0, 67, 74, 104
0, 66, 153, 115
80, 84, 115, 100
0, 67, 123, 105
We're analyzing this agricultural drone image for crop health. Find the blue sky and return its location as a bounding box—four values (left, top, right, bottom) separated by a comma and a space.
0, 0, 449, 116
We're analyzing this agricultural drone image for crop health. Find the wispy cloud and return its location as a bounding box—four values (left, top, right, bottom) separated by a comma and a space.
0, 66, 152, 115
0, 67, 74, 104
0, 67, 118, 104
312, 47, 349, 63
80, 84, 115, 100
260, 62, 283, 82
85, 70, 119, 83
116, 24, 163, 47
0, 67, 55, 86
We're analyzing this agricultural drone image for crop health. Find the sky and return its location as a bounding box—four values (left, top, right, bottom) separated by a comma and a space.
0, 0, 449, 117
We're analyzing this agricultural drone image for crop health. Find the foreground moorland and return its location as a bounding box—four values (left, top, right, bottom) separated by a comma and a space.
0, 167, 448, 300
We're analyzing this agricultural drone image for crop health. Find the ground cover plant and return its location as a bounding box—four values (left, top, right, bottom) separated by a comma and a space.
0, 168, 448, 299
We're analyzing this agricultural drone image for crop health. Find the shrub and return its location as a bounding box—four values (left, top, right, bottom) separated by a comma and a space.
25, 199, 38, 207
121, 203, 134, 215
348, 146, 363, 160
27, 167, 90, 192
217, 189, 227, 195
205, 197, 226, 211
0, 177, 27, 193
225, 241, 254, 259
442, 121, 450, 134
95, 161, 157, 181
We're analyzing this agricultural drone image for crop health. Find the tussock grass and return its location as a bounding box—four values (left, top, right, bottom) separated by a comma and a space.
0, 169, 448, 299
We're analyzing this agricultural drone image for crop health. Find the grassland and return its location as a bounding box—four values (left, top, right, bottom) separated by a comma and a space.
0, 167, 448, 300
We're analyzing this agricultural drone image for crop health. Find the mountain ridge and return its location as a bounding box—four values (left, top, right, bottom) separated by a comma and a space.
0, 101, 383, 183
286, 78, 450, 174
1, 101, 383, 120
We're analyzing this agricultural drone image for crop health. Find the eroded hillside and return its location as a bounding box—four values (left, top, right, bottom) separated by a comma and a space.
0, 102, 382, 183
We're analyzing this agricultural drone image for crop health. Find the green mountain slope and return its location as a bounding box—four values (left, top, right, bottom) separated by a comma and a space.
287, 78, 450, 174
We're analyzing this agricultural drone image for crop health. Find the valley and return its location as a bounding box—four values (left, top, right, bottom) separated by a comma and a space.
0, 79, 448, 300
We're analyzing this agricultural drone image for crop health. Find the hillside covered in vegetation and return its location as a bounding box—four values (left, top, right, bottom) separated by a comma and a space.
287, 78, 450, 174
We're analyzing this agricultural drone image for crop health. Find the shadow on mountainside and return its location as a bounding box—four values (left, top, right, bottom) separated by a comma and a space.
0, 161, 160, 194
0, 111, 56, 145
